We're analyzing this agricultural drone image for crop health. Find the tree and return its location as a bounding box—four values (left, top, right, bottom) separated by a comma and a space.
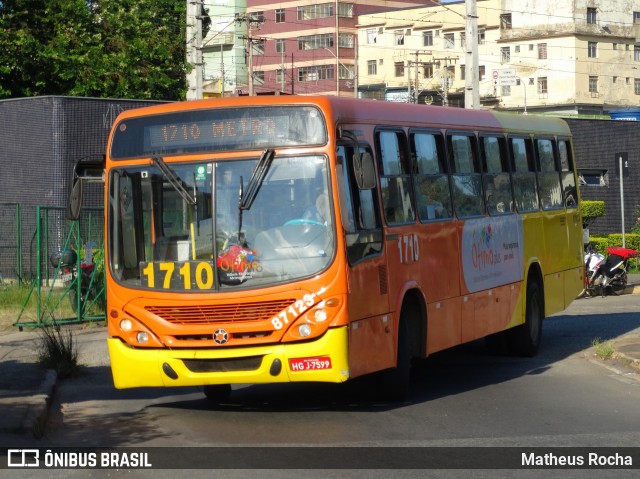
0, 0, 198, 100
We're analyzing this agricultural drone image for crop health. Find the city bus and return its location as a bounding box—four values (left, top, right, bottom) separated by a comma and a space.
71, 96, 584, 401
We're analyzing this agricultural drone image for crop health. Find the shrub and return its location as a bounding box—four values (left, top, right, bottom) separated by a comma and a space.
37, 323, 79, 379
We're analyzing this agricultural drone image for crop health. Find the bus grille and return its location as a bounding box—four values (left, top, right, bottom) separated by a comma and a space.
182, 356, 263, 373
145, 299, 295, 325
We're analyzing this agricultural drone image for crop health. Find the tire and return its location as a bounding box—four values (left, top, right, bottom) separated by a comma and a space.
507, 278, 543, 357
203, 384, 232, 402
379, 312, 412, 401
609, 273, 627, 296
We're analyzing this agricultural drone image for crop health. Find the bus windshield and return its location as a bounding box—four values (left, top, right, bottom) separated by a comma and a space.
108, 154, 334, 291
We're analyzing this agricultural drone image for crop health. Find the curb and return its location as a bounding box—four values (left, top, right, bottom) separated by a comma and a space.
22, 369, 58, 438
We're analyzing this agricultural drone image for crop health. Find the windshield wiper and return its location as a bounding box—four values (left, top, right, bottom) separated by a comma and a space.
237, 149, 275, 242
152, 156, 196, 206
240, 149, 275, 211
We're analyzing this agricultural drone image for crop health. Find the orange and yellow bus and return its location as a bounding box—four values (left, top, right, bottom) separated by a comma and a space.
74, 96, 583, 401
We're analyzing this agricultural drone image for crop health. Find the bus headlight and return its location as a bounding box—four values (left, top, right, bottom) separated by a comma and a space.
137, 332, 149, 344
298, 324, 312, 337
313, 309, 328, 322
120, 319, 133, 332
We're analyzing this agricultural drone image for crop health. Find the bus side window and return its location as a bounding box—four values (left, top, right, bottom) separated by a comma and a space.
410, 131, 453, 221
448, 133, 484, 218
535, 138, 563, 210
376, 129, 415, 225
336, 144, 382, 265
481, 135, 513, 215
510, 136, 539, 212
558, 139, 578, 208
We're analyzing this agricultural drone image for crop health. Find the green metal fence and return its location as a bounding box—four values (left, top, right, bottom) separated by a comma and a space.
3, 205, 106, 328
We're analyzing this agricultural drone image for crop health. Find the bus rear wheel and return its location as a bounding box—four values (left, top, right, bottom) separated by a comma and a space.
203, 384, 232, 402
507, 278, 543, 357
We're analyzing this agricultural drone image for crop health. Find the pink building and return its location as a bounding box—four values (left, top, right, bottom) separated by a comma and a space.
245, 1, 431, 96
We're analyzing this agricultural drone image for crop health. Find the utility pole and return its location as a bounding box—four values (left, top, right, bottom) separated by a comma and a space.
464, 0, 480, 109
186, 0, 204, 100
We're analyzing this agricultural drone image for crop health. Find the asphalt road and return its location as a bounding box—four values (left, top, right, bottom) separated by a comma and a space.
2, 293, 640, 478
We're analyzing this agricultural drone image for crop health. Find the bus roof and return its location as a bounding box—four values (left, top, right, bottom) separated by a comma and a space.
113, 95, 571, 138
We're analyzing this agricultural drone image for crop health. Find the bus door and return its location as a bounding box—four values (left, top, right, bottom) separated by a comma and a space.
336, 142, 391, 378
534, 137, 568, 311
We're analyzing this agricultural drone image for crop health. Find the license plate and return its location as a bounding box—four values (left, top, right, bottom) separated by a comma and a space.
288, 356, 332, 372
59, 273, 73, 282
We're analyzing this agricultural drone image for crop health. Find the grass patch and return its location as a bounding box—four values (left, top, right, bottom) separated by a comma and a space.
592, 337, 615, 360
37, 323, 79, 379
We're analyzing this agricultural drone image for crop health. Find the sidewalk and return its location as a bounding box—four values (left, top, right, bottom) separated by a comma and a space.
1, 278, 640, 440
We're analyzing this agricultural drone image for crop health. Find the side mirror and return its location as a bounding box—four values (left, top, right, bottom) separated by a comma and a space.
66, 159, 105, 220
354, 151, 376, 190
67, 178, 83, 220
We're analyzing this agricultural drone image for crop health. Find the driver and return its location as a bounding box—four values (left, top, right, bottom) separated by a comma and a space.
303, 193, 330, 226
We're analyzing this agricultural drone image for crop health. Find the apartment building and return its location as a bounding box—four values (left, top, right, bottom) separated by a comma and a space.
358, 0, 640, 113
202, 1, 640, 113
227, 0, 431, 96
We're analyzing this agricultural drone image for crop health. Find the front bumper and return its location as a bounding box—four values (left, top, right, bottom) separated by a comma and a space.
107, 326, 350, 388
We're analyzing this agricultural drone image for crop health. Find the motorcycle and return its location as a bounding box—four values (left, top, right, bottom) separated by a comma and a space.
581, 245, 605, 297
597, 246, 638, 297
50, 248, 95, 312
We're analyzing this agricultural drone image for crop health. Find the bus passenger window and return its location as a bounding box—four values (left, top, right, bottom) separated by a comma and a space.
448, 133, 484, 218
535, 138, 563, 210
558, 139, 577, 208
510, 137, 539, 212
481, 135, 513, 215
376, 130, 415, 225
411, 131, 452, 221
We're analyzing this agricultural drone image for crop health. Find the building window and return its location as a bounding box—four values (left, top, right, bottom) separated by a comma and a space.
298, 34, 333, 50
395, 62, 405, 77
635, 78, 640, 95
460, 32, 466, 48
538, 43, 547, 59
460, 65, 465, 80
501, 47, 510, 63
298, 65, 334, 82
276, 69, 284, 84
478, 29, 485, 44
537, 77, 548, 94
635, 11, 640, 23
367, 60, 377, 75
500, 13, 512, 29
297, 4, 333, 21
588, 41, 597, 58
339, 33, 354, 48
589, 76, 598, 94
395, 30, 405, 46
338, 3, 353, 18
515, 45, 520, 53
249, 11, 265, 23
423, 31, 433, 46
275, 8, 285, 23
424, 63, 434, 78
479, 65, 486, 80
339, 64, 354, 79
367, 28, 377, 44
253, 71, 264, 86
587, 7, 597, 24
252, 39, 265, 56
501, 85, 511, 96
275, 39, 285, 53
444, 33, 454, 49
635, 45, 640, 61
579, 170, 607, 186
613, 43, 618, 50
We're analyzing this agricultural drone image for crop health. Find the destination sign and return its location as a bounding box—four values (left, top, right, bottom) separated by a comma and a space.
110, 106, 327, 159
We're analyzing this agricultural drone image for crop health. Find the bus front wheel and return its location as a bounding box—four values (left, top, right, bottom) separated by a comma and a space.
508, 278, 543, 357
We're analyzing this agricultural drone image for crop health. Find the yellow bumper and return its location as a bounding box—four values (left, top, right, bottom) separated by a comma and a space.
107, 326, 350, 389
